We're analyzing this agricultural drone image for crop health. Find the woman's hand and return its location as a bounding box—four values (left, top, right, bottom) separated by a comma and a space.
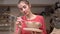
15, 21, 22, 28
16, 17, 23, 28
14, 17, 22, 34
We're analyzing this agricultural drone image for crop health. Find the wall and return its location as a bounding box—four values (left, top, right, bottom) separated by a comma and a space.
28, 0, 58, 4
0, 0, 18, 4
0, 0, 59, 4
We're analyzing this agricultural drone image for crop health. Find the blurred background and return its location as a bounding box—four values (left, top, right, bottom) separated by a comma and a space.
0, 0, 60, 34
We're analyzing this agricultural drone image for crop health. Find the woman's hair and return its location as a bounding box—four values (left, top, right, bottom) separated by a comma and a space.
18, 0, 30, 5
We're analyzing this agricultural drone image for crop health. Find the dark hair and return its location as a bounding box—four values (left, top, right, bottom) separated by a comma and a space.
18, 0, 30, 5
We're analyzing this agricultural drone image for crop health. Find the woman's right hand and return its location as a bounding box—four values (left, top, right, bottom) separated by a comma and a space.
16, 21, 22, 28
14, 17, 22, 34
16, 17, 23, 28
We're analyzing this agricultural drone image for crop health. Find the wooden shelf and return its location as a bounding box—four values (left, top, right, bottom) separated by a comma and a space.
0, 4, 53, 7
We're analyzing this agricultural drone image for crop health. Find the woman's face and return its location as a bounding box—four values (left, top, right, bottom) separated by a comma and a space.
18, 1, 31, 15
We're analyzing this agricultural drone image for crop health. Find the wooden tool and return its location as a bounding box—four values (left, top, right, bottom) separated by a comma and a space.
23, 28, 42, 34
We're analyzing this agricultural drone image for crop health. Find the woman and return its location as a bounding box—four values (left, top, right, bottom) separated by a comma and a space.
14, 0, 47, 34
